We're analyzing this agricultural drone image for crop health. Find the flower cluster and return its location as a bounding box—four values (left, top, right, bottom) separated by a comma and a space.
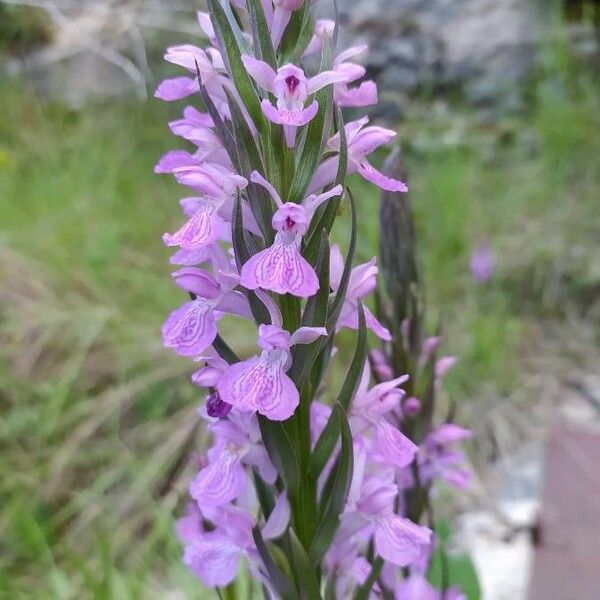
155, 1, 470, 597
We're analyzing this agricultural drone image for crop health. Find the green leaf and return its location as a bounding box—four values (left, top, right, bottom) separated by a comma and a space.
246, 0, 277, 68
326, 187, 357, 333
289, 529, 323, 600
353, 557, 383, 600
309, 404, 354, 562
207, 0, 266, 132
253, 469, 276, 518
304, 108, 348, 263
252, 526, 298, 600
334, 301, 367, 412
223, 88, 264, 173
195, 65, 238, 166
224, 89, 274, 242
258, 415, 300, 497
212, 334, 240, 365
427, 522, 481, 600
310, 303, 366, 476
278, 1, 314, 64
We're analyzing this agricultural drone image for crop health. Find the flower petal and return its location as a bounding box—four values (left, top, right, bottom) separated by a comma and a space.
162, 300, 218, 357
289, 326, 328, 346
261, 99, 318, 126
240, 237, 319, 298
241, 54, 276, 91
183, 533, 242, 587
335, 80, 379, 108
357, 159, 408, 192
374, 514, 432, 567
262, 493, 291, 540
163, 203, 226, 250
375, 421, 418, 468
154, 77, 199, 101
218, 358, 300, 421
189, 452, 246, 506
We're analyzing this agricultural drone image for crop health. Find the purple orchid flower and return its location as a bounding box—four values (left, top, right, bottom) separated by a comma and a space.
190, 411, 278, 507
168, 106, 231, 166
332, 45, 379, 108
311, 117, 408, 193
303, 19, 335, 57
240, 171, 342, 297
218, 324, 327, 421
162, 267, 251, 357
418, 424, 472, 490
242, 56, 347, 146
155, 45, 227, 111
179, 502, 256, 587
338, 446, 433, 568
158, 163, 249, 251
470, 239, 495, 283
394, 573, 467, 600
330, 244, 392, 340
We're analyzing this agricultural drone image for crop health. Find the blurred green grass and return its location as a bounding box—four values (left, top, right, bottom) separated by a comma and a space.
1, 29, 600, 600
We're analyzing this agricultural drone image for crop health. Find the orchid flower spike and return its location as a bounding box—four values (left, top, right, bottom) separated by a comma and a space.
240, 171, 342, 297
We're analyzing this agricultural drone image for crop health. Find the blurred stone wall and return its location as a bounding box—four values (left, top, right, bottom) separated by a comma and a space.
2, 0, 597, 116
326, 0, 543, 117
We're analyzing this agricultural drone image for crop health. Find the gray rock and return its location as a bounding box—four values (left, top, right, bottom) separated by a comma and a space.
320, 0, 544, 117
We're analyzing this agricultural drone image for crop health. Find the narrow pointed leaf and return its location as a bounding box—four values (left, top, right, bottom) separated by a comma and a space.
207, 0, 266, 132
289, 529, 323, 600
258, 415, 300, 497
195, 64, 238, 165
223, 88, 264, 172
279, 0, 314, 63
353, 557, 384, 600
212, 334, 240, 365
246, 0, 277, 67
326, 187, 357, 332
309, 403, 354, 562
310, 302, 366, 475
252, 526, 298, 600
224, 88, 273, 241
305, 107, 348, 262
232, 195, 271, 324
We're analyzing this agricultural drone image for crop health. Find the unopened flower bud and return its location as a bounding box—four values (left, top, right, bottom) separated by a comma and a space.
206, 391, 232, 418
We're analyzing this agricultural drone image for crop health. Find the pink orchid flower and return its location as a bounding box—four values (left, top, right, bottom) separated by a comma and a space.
162, 267, 251, 357
218, 324, 327, 421
311, 117, 408, 193
240, 171, 342, 297
339, 448, 433, 568
180, 502, 255, 587
242, 56, 347, 146
158, 163, 251, 252
155, 45, 227, 110
330, 244, 392, 340
167, 106, 231, 166
331, 45, 379, 108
